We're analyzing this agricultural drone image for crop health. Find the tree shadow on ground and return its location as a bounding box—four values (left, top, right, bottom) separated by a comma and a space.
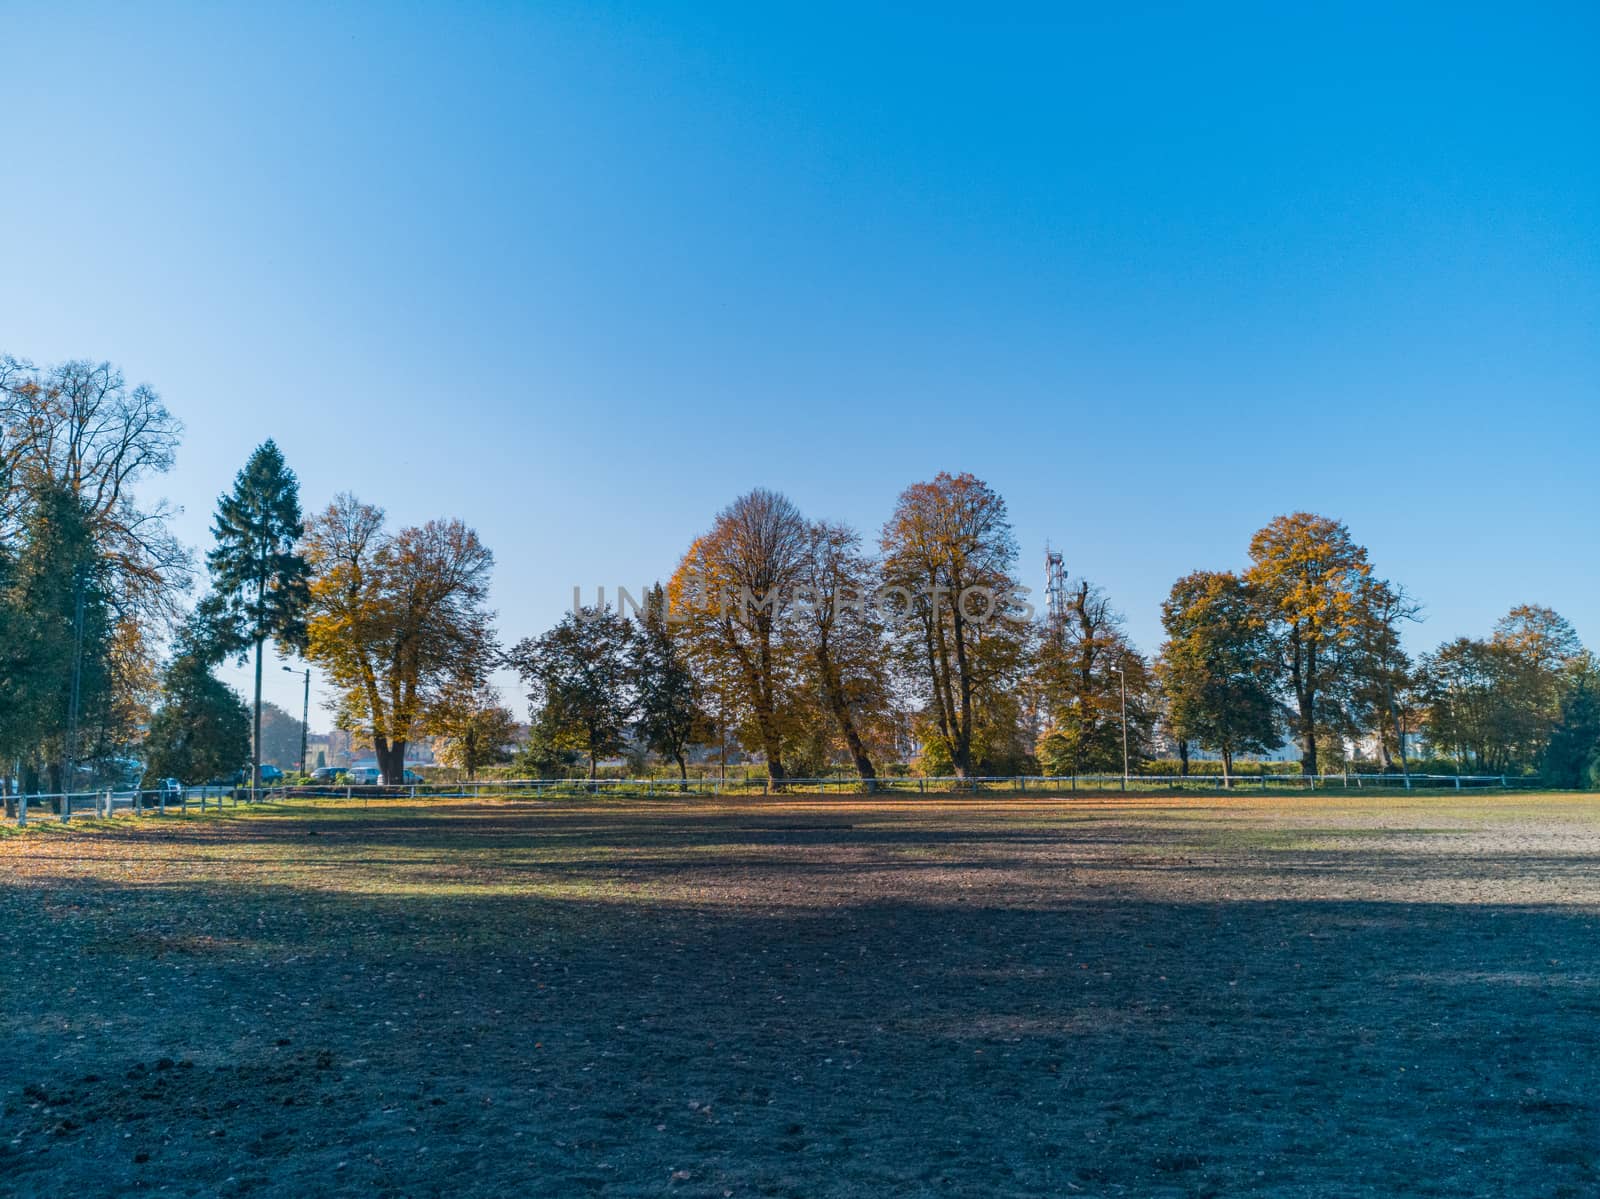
4, 860, 1600, 1197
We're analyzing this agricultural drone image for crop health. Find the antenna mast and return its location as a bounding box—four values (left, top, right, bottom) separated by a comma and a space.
1044, 543, 1067, 642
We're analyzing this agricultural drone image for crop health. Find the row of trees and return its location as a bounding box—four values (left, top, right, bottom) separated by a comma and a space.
1421, 609, 1596, 781
151, 448, 504, 787
0, 351, 504, 791
5, 353, 1594, 792
513, 479, 1597, 788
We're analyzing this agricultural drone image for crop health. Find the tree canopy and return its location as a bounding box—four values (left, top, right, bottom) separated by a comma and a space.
303, 495, 496, 785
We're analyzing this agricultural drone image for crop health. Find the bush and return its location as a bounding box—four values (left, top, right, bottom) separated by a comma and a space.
1137, 759, 1301, 777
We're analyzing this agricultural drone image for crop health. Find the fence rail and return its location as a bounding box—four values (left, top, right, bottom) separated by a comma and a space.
2, 771, 1544, 828
2, 785, 238, 826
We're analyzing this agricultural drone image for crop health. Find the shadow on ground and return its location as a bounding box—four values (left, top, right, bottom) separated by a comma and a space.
2, 799, 1598, 1198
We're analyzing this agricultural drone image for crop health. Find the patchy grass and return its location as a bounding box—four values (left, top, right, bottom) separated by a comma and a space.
3, 792, 1599, 1197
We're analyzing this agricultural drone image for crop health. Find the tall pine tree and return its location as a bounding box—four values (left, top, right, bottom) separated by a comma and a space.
206, 441, 310, 793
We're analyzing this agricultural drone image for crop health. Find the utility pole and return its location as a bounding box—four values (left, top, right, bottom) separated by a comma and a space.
1113, 664, 1129, 787
284, 665, 311, 774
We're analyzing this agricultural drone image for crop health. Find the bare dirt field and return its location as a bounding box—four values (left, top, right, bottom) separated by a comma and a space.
3, 791, 1599, 1198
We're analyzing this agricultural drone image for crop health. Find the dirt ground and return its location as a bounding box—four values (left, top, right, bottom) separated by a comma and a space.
3, 792, 1599, 1198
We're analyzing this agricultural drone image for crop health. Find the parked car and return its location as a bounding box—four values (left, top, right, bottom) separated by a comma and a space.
345, 767, 382, 785
157, 778, 183, 801
258, 764, 284, 784
310, 766, 347, 783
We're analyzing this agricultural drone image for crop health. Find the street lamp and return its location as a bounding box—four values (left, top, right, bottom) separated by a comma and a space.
1112, 664, 1129, 787
283, 666, 310, 775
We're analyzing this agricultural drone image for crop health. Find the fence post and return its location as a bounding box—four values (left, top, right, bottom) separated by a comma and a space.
61, 795, 70, 824
1500, 774, 1507, 789
17, 795, 26, 827
135, 790, 143, 816
1455, 775, 1462, 791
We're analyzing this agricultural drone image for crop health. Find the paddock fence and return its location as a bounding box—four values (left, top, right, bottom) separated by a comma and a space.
2, 785, 240, 827
2, 771, 1544, 827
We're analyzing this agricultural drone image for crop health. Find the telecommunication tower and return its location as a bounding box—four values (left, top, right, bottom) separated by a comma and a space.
1044, 543, 1067, 639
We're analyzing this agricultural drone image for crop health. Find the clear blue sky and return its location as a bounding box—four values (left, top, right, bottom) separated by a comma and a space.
4, 2, 1596, 725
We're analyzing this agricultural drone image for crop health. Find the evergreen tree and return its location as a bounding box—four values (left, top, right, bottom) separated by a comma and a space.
3, 483, 114, 791
1544, 654, 1600, 789
206, 441, 311, 792
143, 652, 251, 786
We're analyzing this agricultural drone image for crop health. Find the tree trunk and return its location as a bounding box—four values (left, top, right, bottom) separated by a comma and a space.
926, 606, 961, 775
1178, 738, 1190, 777
375, 738, 406, 786
761, 725, 787, 787
1291, 634, 1318, 777
950, 610, 974, 778
1221, 746, 1233, 789
1298, 703, 1317, 777
674, 752, 687, 782
816, 648, 877, 781
1388, 688, 1411, 785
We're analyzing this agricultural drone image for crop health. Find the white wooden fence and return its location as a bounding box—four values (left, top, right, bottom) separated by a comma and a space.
3, 785, 238, 827
2, 771, 1537, 827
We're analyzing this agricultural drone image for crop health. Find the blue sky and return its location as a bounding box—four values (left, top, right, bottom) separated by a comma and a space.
3, 2, 1596, 725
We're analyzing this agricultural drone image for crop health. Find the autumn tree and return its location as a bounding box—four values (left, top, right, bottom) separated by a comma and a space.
509, 606, 636, 780
1490, 605, 1582, 766
432, 680, 517, 780
304, 495, 496, 785
671, 489, 809, 785
630, 584, 704, 780
1345, 579, 1421, 771
794, 521, 893, 782
1419, 637, 1507, 769
1244, 513, 1377, 776
1156, 570, 1280, 783
1421, 606, 1583, 773
1036, 579, 1152, 775
206, 441, 311, 791
880, 472, 1029, 778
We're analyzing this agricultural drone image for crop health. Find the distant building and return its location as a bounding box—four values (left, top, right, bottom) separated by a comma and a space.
1346, 730, 1429, 765
1179, 739, 1303, 763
